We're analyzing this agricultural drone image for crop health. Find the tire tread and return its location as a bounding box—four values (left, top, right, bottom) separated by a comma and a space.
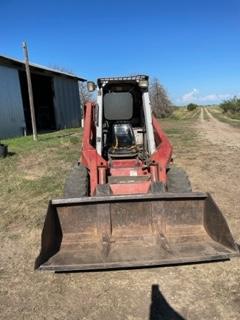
64, 164, 89, 198
167, 166, 192, 192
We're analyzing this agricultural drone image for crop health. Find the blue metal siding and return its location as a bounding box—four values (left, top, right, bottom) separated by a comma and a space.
53, 78, 81, 129
0, 65, 25, 139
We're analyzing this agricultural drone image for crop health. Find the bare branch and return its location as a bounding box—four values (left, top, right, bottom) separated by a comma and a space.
149, 78, 173, 118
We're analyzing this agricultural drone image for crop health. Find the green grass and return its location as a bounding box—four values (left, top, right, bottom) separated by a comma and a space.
0, 128, 82, 231
170, 106, 201, 120
160, 117, 200, 153
161, 107, 200, 134
1, 128, 81, 153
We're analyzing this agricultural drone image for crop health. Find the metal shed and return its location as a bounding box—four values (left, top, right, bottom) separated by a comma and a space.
0, 55, 86, 139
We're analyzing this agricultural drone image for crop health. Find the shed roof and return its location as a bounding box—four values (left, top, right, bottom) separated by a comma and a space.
0, 54, 86, 81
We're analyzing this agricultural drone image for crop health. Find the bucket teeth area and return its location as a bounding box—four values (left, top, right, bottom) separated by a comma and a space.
36, 193, 239, 271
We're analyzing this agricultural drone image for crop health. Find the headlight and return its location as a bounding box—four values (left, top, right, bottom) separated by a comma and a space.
139, 79, 148, 88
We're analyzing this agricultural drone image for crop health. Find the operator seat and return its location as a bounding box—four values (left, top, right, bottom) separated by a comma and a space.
108, 123, 138, 158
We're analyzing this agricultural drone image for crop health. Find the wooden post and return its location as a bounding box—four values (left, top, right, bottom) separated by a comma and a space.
22, 41, 38, 141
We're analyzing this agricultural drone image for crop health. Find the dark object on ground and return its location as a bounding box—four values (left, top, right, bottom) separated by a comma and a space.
149, 284, 185, 320
0, 144, 8, 158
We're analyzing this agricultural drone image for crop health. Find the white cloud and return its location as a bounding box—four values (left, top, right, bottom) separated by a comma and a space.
179, 89, 237, 105
182, 88, 199, 102
199, 94, 231, 102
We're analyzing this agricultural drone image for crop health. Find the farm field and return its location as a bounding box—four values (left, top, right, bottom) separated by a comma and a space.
0, 109, 240, 320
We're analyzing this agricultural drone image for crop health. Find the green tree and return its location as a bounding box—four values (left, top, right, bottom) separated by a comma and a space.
187, 103, 198, 111
219, 97, 240, 114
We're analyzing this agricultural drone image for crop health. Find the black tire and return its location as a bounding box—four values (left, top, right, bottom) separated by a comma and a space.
0, 144, 8, 158
64, 164, 89, 198
167, 166, 192, 192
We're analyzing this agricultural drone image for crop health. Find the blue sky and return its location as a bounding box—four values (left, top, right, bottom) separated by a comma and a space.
0, 0, 240, 105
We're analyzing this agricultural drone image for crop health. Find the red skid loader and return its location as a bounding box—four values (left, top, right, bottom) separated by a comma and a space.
36, 75, 239, 271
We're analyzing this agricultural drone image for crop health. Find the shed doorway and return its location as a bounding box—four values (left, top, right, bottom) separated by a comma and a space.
19, 71, 56, 133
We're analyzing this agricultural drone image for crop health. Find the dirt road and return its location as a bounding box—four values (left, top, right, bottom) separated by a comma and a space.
1, 114, 240, 320
199, 107, 240, 148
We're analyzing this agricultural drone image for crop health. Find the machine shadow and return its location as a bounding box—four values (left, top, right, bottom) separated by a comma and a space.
149, 284, 185, 320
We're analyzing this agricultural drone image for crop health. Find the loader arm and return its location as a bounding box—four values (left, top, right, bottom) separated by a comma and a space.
80, 101, 107, 195
151, 115, 173, 183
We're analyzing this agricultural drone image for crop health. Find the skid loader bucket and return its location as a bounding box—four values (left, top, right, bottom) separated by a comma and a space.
35, 192, 239, 271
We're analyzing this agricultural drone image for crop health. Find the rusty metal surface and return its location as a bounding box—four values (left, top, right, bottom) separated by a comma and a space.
35, 193, 239, 272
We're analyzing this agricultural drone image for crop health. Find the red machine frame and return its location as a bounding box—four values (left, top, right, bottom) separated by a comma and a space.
81, 102, 173, 195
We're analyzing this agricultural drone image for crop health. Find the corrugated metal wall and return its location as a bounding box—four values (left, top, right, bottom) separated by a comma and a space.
0, 65, 26, 139
53, 77, 81, 129
0, 64, 81, 139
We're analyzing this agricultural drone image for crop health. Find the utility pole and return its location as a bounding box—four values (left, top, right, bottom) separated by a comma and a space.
22, 41, 38, 141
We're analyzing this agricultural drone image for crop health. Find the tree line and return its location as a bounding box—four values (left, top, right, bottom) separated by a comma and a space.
219, 97, 240, 114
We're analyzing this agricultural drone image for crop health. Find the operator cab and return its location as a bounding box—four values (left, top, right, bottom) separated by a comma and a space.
96, 76, 149, 160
